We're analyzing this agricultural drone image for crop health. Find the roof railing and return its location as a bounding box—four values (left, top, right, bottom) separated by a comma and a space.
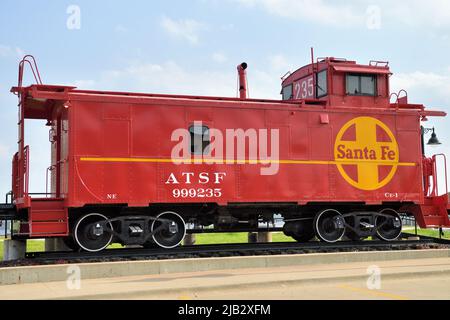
369, 60, 389, 67
390, 89, 408, 104
17, 55, 42, 92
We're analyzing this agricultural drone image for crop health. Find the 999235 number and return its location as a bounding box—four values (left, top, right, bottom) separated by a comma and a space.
172, 188, 222, 198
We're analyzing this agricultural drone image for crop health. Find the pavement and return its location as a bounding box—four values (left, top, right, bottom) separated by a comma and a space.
1, 256, 450, 300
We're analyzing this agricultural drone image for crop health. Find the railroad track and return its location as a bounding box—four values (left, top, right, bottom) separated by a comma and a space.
14, 233, 449, 266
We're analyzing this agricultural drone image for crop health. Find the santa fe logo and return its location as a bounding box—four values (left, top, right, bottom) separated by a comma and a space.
334, 117, 400, 191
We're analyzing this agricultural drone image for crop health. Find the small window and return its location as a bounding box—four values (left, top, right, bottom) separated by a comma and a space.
347, 75, 360, 95
282, 84, 293, 100
189, 125, 210, 155
360, 75, 376, 95
346, 74, 377, 96
316, 70, 328, 97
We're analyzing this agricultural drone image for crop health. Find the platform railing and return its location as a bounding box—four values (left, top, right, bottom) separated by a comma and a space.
14, 146, 30, 201
45, 159, 67, 198
432, 154, 448, 197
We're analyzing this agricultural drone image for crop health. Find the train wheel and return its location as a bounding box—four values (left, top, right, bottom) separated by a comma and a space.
375, 209, 402, 241
74, 213, 114, 252
314, 209, 345, 243
151, 211, 186, 249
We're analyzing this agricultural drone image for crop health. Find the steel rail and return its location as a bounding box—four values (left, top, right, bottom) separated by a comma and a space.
22, 233, 450, 264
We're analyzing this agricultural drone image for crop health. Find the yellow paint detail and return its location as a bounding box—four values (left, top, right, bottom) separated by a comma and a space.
334, 117, 401, 191
80, 157, 415, 167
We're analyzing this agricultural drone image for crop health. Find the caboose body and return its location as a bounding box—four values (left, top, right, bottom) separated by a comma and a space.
2, 55, 449, 251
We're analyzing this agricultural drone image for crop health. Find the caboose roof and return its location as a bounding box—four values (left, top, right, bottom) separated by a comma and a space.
12, 84, 327, 120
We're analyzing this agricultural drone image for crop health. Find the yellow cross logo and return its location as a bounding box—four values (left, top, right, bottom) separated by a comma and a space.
334, 117, 399, 191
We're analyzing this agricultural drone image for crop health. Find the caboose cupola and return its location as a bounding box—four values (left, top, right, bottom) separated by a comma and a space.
281, 56, 392, 109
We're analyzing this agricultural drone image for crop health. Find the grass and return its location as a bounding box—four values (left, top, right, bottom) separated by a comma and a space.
0, 228, 448, 260
195, 232, 295, 245
402, 228, 450, 239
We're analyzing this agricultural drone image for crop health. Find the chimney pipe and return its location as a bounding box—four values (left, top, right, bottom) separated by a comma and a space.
237, 62, 248, 99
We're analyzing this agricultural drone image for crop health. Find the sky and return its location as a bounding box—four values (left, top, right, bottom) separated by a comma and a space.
0, 0, 450, 196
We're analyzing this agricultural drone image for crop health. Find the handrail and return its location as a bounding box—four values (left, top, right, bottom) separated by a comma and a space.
16, 55, 42, 94
11, 152, 18, 199
45, 160, 67, 197
390, 89, 408, 104
13, 146, 30, 201
433, 154, 448, 196
389, 92, 398, 103
23, 145, 29, 197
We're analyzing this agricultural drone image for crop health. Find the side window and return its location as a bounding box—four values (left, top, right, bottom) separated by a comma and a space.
346, 75, 360, 95
360, 75, 376, 95
346, 74, 377, 96
189, 125, 210, 155
282, 84, 293, 100
316, 70, 328, 97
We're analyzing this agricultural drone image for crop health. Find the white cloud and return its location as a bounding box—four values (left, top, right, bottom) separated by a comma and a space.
232, 0, 450, 29
391, 71, 450, 105
68, 59, 282, 100
386, 0, 450, 29
212, 52, 228, 63
269, 54, 290, 72
233, 0, 364, 27
220, 23, 235, 31
0, 45, 24, 59
114, 24, 128, 34
0, 143, 8, 159
73, 79, 96, 88
391, 72, 449, 91
99, 61, 235, 97
160, 16, 205, 44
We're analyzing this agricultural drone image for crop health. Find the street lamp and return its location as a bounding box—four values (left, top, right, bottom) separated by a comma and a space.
427, 128, 442, 146
421, 126, 442, 154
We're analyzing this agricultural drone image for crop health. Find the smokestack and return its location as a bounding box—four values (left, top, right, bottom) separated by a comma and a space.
237, 62, 248, 99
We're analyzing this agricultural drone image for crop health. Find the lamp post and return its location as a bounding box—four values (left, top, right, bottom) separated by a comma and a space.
421, 126, 442, 155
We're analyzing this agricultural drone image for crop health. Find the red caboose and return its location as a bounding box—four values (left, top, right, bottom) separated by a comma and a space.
1, 55, 449, 251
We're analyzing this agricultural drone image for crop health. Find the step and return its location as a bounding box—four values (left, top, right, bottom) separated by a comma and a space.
29, 199, 68, 236
30, 209, 66, 222
423, 215, 445, 226
29, 221, 68, 237
30, 198, 64, 211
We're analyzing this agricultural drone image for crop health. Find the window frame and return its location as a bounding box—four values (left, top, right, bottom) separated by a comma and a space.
316, 69, 328, 98
189, 125, 210, 155
282, 84, 293, 100
345, 73, 377, 97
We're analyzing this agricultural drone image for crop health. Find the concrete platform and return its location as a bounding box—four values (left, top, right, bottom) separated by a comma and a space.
1, 256, 450, 299
1, 249, 449, 286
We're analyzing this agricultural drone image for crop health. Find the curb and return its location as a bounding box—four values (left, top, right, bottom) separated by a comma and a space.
0, 249, 449, 286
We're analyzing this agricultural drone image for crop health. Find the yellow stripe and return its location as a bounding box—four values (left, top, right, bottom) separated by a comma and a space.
337, 284, 409, 300
80, 157, 416, 167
